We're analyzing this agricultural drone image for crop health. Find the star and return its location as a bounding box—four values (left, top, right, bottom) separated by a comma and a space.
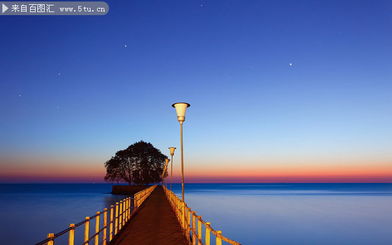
289, 63, 293, 67
57, 72, 61, 76
18, 94, 22, 97
124, 44, 128, 48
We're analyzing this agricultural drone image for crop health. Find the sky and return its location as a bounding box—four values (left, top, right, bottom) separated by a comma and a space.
0, 0, 391, 183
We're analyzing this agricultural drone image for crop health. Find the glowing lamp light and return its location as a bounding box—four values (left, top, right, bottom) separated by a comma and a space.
172, 102, 190, 123
169, 147, 176, 156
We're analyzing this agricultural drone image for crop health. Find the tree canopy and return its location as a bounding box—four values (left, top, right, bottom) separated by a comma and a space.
104, 141, 168, 185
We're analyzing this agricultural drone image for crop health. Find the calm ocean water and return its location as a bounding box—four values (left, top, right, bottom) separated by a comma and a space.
0, 183, 391, 245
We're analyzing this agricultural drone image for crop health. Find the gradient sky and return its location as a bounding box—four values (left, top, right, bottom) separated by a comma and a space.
1, 0, 391, 183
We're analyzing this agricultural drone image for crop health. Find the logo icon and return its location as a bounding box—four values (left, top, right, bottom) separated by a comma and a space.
2, 3, 9, 13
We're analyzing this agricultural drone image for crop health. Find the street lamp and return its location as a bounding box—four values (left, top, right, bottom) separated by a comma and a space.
172, 102, 190, 204
168, 147, 176, 190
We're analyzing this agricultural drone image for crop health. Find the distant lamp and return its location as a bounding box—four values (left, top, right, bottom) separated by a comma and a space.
162, 158, 170, 186
168, 147, 176, 190
172, 102, 190, 123
169, 147, 176, 157
164, 158, 170, 175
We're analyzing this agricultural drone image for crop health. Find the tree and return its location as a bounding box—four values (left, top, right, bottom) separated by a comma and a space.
104, 141, 168, 185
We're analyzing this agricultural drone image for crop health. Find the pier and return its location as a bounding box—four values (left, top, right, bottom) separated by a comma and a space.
110, 186, 187, 245
36, 185, 241, 245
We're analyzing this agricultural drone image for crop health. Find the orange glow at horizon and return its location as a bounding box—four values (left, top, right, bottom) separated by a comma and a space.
187, 162, 392, 177
1, 155, 391, 183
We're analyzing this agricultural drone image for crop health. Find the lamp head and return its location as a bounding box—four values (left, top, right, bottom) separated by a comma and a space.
172, 102, 190, 123
168, 147, 176, 156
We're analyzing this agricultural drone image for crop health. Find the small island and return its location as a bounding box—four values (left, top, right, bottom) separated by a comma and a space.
104, 141, 168, 195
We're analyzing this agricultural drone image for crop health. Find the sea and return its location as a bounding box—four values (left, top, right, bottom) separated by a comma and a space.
0, 183, 391, 245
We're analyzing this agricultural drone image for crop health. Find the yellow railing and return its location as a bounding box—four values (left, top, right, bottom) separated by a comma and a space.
36, 185, 157, 245
134, 185, 157, 208
163, 186, 241, 245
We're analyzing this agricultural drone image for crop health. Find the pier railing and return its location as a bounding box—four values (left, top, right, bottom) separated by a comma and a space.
163, 186, 241, 245
36, 185, 157, 245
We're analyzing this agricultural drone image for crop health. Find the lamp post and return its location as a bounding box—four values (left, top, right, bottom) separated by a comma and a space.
163, 158, 170, 186
172, 102, 190, 204
168, 147, 176, 190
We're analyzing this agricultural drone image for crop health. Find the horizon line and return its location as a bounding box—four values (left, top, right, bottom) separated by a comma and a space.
1, 181, 392, 184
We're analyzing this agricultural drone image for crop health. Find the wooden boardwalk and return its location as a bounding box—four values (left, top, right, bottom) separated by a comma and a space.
110, 186, 188, 245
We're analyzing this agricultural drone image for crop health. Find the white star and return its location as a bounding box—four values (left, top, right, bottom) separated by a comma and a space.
124, 44, 128, 48
18, 94, 22, 97
289, 63, 293, 67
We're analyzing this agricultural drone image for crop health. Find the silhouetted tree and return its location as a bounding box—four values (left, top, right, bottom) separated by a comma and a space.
104, 141, 168, 185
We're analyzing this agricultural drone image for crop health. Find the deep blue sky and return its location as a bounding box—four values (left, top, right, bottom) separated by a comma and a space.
0, 0, 391, 181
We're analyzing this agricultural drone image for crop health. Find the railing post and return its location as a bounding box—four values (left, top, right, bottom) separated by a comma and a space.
123, 199, 127, 224
114, 202, 119, 235
128, 197, 131, 220
187, 208, 191, 237
129, 197, 132, 216
123, 199, 125, 225
178, 200, 182, 226
95, 212, 100, 245
197, 216, 202, 245
68, 224, 75, 245
125, 198, 128, 221
181, 201, 185, 229
109, 205, 114, 241
130, 197, 133, 216
47, 233, 54, 245
84, 217, 90, 245
120, 200, 124, 228
134, 196, 138, 210
182, 202, 186, 230
179, 201, 182, 221
185, 207, 188, 232
124, 198, 128, 222
119, 200, 123, 230
175, 198, 179, 220
205, 222, 211, 245
192, 212, 197, 245
216, 231, 222, 245
128, 197, 131, 219
103, 208, 108, 245
176, 199, 179, 215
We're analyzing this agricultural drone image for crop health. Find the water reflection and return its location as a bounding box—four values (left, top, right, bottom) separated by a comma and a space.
0, 183, 391, 245
173, 183, 392, 245
0, 184, 126, 245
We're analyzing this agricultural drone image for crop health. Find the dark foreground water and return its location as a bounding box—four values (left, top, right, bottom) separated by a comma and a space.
0, 183, 391, 245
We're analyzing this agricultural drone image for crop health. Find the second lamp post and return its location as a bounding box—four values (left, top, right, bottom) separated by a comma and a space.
168, 147, 176, 190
